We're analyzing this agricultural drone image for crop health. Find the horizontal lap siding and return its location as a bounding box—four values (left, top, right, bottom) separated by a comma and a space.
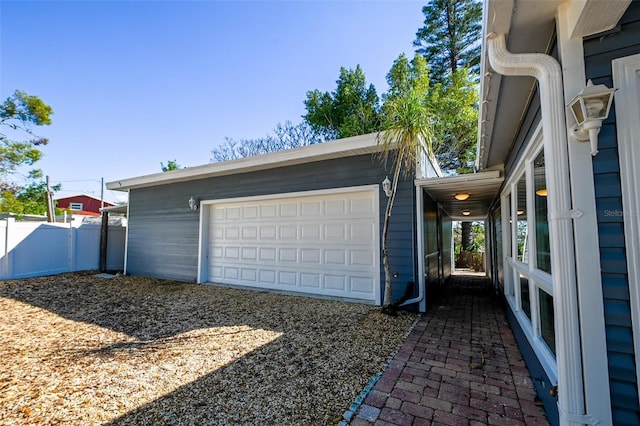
584, 2, 640, 423
126, 154, 416, 301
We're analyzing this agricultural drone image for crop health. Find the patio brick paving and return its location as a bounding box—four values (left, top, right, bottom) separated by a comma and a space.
349, 272, 550, 425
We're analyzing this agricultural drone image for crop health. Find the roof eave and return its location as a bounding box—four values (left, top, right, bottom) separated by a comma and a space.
477, 0, 632, 171
107, 132, 386, 192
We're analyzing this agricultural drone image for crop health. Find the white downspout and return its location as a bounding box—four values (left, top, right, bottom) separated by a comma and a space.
487, 34, 588, 425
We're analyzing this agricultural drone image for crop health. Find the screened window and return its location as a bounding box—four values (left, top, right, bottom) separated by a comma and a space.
502, 142, 556, 377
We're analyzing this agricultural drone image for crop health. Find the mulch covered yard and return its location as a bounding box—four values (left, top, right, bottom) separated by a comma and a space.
0, 272, 416, 425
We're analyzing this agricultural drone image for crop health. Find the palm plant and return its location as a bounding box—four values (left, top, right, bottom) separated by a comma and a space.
378, 53, 434, 312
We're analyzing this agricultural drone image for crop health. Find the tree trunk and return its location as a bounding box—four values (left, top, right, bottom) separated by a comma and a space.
458, 221, 473, 268
382, 155, 403, 308
461, 221, 473, 251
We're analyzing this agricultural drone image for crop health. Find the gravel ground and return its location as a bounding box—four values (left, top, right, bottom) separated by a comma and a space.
0, 272, 416, 425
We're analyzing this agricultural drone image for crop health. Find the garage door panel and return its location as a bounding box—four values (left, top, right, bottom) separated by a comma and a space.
260, 204, 277, 218
243, 206, 258, 218
350, 197, 374, 214
324, 274, 346, 290
351, 276, 375, 293
325, 199, 346, 215
325, 249, 346, 264
300, 273, 320, 288
279, 225, 297, 239
241, 268, 257, 281
279, 248, 297, 262
280, 203, 298, 217
207, 189, 378, 302
278, 271, 297, 286
351, 250, 374, 266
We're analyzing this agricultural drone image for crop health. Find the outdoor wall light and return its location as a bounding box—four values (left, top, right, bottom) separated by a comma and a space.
454, 193, 470, 201
535, 188, 548, 197
382, 177, 392, 197
568, 80, 616, 156
188, 196, 199, 212
462, 210, 471, 216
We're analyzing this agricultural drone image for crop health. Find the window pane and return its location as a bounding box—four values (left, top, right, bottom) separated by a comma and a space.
519, 273, 530, 319
516, 176, 528, 263
539, 288, 556, 355
534, 151, 551, 274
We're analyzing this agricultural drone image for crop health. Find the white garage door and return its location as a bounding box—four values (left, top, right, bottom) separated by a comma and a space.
206, 188, 379, 302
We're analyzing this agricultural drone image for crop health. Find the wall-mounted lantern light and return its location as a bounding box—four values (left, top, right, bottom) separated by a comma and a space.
188, 196, 199, 212
454, 193, 470, 201
568, 80, 616, 156
382, 177, 392, 197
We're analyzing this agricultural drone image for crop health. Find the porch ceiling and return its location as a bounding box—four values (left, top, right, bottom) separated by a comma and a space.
415, 170, 504, 221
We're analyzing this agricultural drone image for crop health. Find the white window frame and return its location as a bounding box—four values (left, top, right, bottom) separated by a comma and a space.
502, 128, 557, 384
69, 202, 83, 211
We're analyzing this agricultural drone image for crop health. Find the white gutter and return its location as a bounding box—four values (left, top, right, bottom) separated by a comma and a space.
487, 34, 588, 425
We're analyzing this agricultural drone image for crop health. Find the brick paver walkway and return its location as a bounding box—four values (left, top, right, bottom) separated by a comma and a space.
350, 272, 550, 425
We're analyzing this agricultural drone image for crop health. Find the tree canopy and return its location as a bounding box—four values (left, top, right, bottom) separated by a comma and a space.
428, 68, 479, 173
0, 90, 56, 215
414, 0, 482, 83
303, 65, 382, 140
161, 160, 181, 172
211, 121, 323, 162
0, 90, 53, 179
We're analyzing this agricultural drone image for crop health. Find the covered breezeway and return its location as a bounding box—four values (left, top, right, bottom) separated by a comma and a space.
413, 169, 504, 312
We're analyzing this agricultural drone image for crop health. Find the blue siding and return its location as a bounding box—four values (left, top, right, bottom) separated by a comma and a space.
584, 2, 640, 423
126, 153, 416, 304
506, 308, 559, 426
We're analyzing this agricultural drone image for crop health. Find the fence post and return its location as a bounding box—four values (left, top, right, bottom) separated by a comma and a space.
68, 222, 74, 272
2, 219, 10, 279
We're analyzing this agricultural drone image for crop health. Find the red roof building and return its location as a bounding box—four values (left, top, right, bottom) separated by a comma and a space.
54, 195, 115, 217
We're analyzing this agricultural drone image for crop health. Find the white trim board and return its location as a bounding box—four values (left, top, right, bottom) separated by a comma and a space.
612, 53, 640, 407
557, 3, 612, 422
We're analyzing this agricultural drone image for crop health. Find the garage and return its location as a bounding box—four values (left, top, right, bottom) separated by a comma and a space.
201, 186, 380, 302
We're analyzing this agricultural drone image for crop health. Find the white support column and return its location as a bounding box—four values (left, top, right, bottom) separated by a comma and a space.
488, 34, 585, 426
123, 189, 131, 275
416, 186, 426, 312
556, 3, 613, 424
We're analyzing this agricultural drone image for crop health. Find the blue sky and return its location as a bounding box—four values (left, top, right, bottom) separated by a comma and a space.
1, 1, 425, 203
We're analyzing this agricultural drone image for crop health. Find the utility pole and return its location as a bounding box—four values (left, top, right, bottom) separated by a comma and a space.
46, 175, 55, 223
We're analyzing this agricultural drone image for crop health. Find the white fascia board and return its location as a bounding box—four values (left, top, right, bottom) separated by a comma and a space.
107, 132, 386, 191
477, 0, 514, 170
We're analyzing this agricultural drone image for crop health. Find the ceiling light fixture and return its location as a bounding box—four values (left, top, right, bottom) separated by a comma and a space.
454, 193, 470, 201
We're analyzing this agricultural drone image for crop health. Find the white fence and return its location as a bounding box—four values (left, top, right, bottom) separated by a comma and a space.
0, 219, 126, 280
